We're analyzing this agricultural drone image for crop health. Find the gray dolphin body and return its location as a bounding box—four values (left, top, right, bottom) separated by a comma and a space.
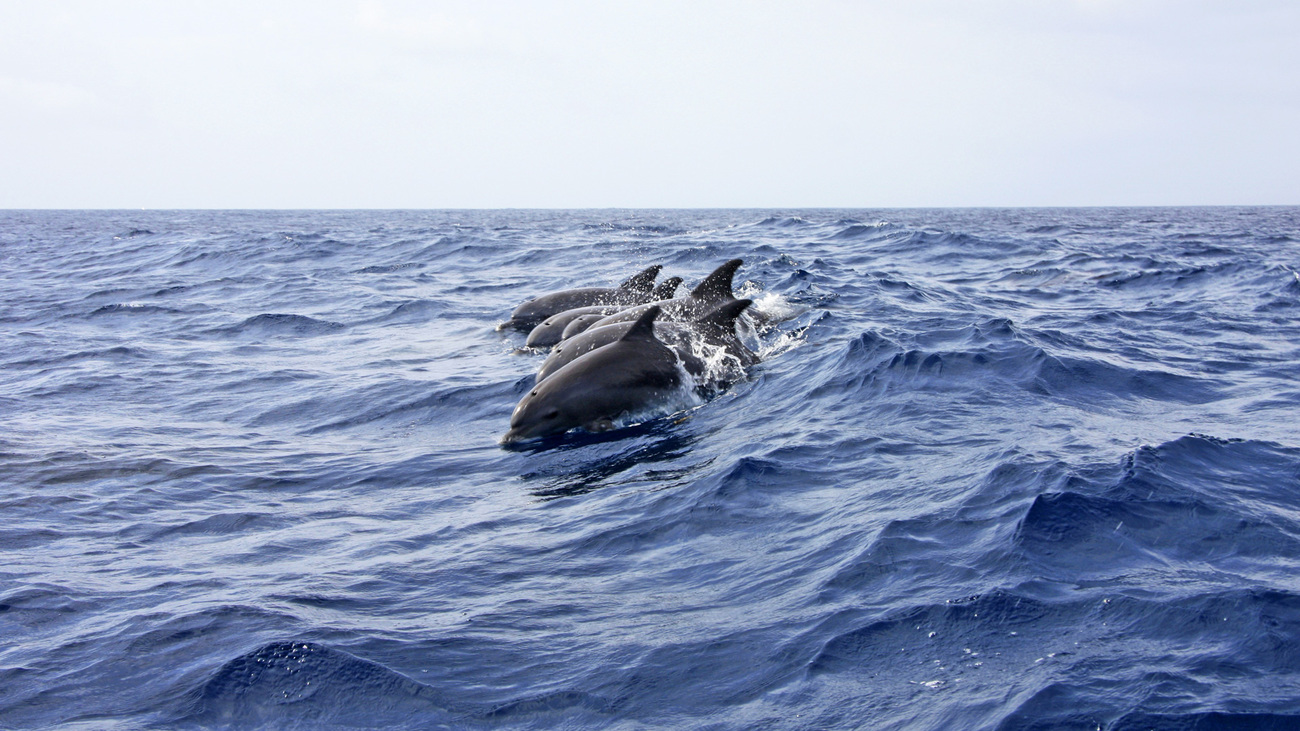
585, 259, 743, 331
559, 313, 609, 340
503, 265, 662, 332
535, 299, 756, 386
504, 306, 685, 442
524, 305, 626, 348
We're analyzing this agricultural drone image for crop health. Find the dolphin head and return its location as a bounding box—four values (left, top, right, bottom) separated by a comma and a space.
502, 384, 598, 442
504, 356, 665, 442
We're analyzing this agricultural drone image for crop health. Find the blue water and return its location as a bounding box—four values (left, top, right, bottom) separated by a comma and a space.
2, 208, 1300, 730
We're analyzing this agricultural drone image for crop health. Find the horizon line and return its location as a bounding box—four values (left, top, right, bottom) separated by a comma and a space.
3, 203, 1298, 212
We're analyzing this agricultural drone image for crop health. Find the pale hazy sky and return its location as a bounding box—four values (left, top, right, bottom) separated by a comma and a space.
2, 1, 1297, 208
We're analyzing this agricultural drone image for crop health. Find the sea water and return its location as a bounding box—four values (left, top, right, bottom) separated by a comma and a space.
2, 207, 1299, 729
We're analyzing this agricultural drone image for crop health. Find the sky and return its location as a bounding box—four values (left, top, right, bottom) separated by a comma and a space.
1, 0, 1297, 208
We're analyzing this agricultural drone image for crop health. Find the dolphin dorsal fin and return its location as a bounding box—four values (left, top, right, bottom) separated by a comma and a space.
689, 259, 742, 302
618, 265, 663, 294
650, 276, 683, 300
620, 305, 661, 343
695, 298, 752, 330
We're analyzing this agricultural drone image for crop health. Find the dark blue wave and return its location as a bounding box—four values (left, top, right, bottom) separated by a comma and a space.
183, 641, 453, 729
215, 313, 348, 337
2, 207, 1299, 730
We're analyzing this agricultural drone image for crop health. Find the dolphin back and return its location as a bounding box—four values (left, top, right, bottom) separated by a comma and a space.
689, 259, 743, 303
620, 305, 662, 343
696, 297, 752, 331
618, 265, 663, 295
650, 276, 683, 301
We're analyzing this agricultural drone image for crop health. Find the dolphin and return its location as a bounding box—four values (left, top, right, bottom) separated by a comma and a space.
584, 259, 743, 330
524, 305, 627, 349
504, 306, 686, 442
559, 313, 610, 340
503, 264, 662, 332
535, 298, 755, 385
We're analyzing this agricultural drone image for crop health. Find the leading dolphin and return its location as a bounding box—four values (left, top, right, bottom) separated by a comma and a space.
503, 306, 685, 442
503, 265, 662, 332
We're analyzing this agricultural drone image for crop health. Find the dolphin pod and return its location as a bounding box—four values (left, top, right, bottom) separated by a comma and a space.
501, 260, 759, 442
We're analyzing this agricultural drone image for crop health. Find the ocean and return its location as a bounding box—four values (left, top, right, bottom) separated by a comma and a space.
2, 207, 1299, 730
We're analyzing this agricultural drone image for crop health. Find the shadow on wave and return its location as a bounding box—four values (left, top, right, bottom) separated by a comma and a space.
182, 641, 629, 729
1016, 434, 1300, 579
87, 303, 187, 317
180, 641, 454, 729
513, 416, 701, 500
803, 585, 1300, 729
1095, 260, 1258, 290
827, 226, 1026, 262
815, 320, 1225, 406
825, 221, 893, 240
754, 215, 811, 228
209, 313, 348, 338
548, 453, 831, 558
275, 381, 514, 433
355, 262, 425, 274
1107, 711, 1300, 730
354, 299, 452, 326
818, 456, 1072, 600
577, 221, 685, 235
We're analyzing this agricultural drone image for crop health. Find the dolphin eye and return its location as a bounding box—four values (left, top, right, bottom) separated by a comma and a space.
544, 408, 560, 420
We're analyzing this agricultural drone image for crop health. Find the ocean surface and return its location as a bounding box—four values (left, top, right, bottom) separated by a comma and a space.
2, 207, 1300, 730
